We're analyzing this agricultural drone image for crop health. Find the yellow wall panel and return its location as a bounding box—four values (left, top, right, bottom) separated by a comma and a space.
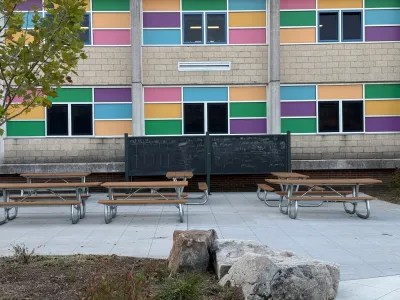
8, 106, 45, 120
143, 0, 180, 11
229, 12, 266, 28
318, 0, 363, 9
318, 85, 363, 100
145, 103, 182, 118
366, 100, 400, 116
281, 28, 316, 44
95, 120, 132, 136
93, 13, 131, 28
8, 31, 34, 44
230, 86, 267, 101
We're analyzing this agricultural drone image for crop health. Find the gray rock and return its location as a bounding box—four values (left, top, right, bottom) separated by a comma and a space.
213, 239, 278, 279
220, 252, 340, 300
168, 229, 218, 274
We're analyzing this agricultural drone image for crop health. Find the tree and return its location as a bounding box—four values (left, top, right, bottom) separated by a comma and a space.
0, 0, 87, 135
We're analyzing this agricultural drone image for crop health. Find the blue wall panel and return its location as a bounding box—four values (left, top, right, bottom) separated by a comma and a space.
365, 9, 400, 25
143, 29, 181, 45
94, 104, 132, 119
281, 86, 316, 101
183, 87, 228, 102
228, 0, 266, 10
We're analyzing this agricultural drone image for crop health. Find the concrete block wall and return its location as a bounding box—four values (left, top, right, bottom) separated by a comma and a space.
281, 43, 400, 84
142, 46, 268, 85
3, 134, 399, 165
70, 47, 132, 85
3, 138, 124, 164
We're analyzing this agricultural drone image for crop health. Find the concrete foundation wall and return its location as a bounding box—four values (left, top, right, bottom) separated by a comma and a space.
3, 134, 399, 168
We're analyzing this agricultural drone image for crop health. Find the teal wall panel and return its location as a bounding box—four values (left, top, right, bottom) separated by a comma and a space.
281, 86, 316, 100
143, 29, 181, 45
365, 9, 400, 25
228, 0, 266, 10
94, 104, 132, 119
183, 87, 228, 102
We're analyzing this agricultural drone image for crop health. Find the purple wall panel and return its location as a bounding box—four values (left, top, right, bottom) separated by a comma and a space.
94, 88, 132, 102
16, 0, 42, 10
143, 12, 181, 28
366, 117, 400, 132
230, 119, 267, 134
281, 102, 316, 117
366, 26, 400, 41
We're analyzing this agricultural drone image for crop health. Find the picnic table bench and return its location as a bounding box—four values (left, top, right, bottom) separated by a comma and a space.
166, 171, 209, 205
0, 182, 101, 225
265, 178, 382, 219
99, 181, 188, 223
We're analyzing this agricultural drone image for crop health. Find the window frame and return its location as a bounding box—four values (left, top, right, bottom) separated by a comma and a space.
46, 103, 94, 137
318, 11, 340, 43
183, 102, 229, 135
182, 12, 227, 45
341, 10, 363, 42
205, 12, 227, 45
317, 100, 364, 134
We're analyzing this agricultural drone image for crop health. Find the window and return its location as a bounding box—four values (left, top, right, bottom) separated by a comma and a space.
183, 13, 226, 44
318, 101, 363, 133
47, 104, 93, 136
80, 13, 91, 45
318, 11, 362, 42
183, 103, 228, 134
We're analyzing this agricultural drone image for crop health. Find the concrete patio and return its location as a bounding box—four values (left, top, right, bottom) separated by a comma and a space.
1, 192, 400, 299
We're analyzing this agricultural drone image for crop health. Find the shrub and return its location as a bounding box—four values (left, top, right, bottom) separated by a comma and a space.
10, 243, 35, 264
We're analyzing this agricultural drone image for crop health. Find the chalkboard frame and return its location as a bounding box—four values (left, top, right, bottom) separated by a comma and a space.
124, 133, 291, 186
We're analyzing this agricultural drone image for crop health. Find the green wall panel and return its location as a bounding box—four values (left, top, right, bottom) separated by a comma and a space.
281, 118, 316, 133
145, 120, 182, 135
230, 103, 266, 118
365, 84, 400, 99
365, 0, 400, 8
280, 11, 316, 27
92, 0, 130, 11
182, 0, 227, 11
50, 88, 93, 103
6, 121, 45, 137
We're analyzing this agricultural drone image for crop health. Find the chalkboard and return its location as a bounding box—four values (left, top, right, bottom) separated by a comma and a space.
125, 133, 291, 179
210, 135, 289, 174
125, 135, 206, 177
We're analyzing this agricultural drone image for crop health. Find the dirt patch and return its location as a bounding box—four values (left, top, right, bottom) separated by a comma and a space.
369, 190, 400, 205
0, 255, 243, 299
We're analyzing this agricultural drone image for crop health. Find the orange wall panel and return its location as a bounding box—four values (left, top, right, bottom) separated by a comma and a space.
230, 86, 267, 101
9, 106, 45, 120
281, 28, 316, 44
318, 85, 363, 99
366, 100, 400, 116
95, 120, 132, 136
143, 0, 180, 11
318, 0, 363, 9
229, 12, 266, 27
92, 13, 131, 28
145, 103, 182, 119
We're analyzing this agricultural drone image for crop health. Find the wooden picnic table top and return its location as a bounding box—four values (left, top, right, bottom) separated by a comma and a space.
101, 181, 188, 188
166, 171, 194, 179
266, 178, 382, 186
0, 182, 102, 189
20, 173, 90, 178
270, 172, 309, 179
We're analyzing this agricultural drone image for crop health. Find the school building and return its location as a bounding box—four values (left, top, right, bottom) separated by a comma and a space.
1, 0, 399, 187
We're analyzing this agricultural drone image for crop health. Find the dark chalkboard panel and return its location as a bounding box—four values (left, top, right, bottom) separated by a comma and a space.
210, 135, 289, 174
125, 135, 206, 176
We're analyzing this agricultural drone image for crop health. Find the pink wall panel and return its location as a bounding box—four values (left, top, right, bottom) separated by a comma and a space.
93, 29, 131, 45
144, 87, 181, 102
281, 0, 316, 9
229, 29, 266, 44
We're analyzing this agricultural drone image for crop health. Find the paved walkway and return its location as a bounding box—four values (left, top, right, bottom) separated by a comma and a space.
1, 192, 400, 299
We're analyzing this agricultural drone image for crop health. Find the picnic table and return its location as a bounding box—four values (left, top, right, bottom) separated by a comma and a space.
0, 182, 101, 225
20, 172, 90, 183
265, 178, 382, 219
166, 171, 209, 205
99, 181, 188, 223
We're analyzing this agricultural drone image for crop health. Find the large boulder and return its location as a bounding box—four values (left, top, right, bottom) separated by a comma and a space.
220, 252, 340, 300
168, 229, 218, 274
213, 239, 278, 279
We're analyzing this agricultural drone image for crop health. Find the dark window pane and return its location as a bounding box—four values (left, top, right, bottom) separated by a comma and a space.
208, 103, 228, 134
183, 14, 203, 44
80, 14, 91, 45
343, 101, 363, 132
342, 12, 362, 41
206, 14, 226, 44
71, 104, 92, 135
319, 12, 338, 41
318, 102, 339, 132
47, 104, 68, 136
184, 103, 204, 134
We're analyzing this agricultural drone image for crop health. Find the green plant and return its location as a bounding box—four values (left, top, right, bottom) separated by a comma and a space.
153, 273, 209, 300
390, 170, 400, 189
10, 243, 35, 264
